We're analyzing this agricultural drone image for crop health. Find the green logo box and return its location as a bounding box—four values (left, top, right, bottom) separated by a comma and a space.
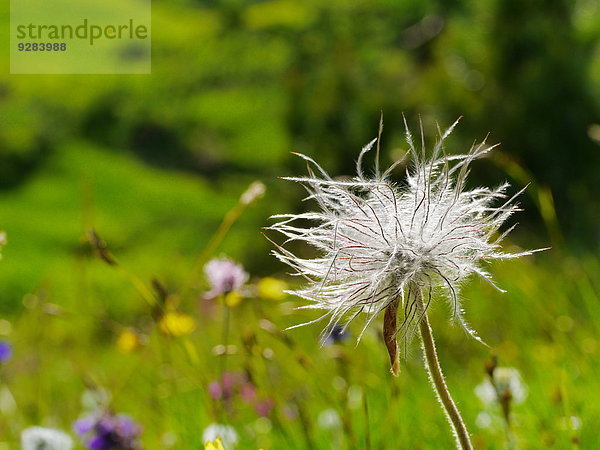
10, 0, 151, 74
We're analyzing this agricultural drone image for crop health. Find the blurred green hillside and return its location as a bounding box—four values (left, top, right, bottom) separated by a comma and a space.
1, 0, 599, 247
0, 141, 284, 312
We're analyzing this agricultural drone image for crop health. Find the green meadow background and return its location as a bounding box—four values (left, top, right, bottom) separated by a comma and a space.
0, 0, 599, 448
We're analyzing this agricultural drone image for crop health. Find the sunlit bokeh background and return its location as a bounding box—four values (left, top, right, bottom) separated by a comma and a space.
0, 0, 599, 448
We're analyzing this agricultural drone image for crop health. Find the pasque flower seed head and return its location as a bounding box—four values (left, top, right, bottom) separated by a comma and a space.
268, 117, 544, 368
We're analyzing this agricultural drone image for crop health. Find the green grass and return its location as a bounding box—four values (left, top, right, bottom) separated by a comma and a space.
0, 141, 279, 313
0, 144, 599, 449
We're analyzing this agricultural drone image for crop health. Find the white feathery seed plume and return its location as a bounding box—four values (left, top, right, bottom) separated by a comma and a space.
267, 117, 544, 373
21, 426, 73, 450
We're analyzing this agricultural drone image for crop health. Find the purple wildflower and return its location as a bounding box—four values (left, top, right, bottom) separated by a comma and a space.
208, 372, 243, 402
74, 412, 141, 450
255, 398, 274, 417
208, 381, 223, 400
0, 340, 12, 363
220, 372, 241, 396
208, 372, 274, 419
240, 383, 256, 403
204, 258, 248, 299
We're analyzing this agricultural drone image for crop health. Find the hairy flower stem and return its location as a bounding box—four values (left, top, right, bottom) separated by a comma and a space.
416, 290, 473, 450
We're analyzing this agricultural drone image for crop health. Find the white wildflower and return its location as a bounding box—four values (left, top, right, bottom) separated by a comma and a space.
560, 415, 582, 431
202, 423, 238, 449
317, 408, 342, 430
476, 367, 528, 406
475, 411, 492, 429
474, 379, 497, 406
240, 181, 266, 205
268, 118, 543, 371
21, 426, 73, 450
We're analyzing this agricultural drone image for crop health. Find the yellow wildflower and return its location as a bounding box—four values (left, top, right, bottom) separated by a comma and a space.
117, 329, 141, 353
224, 291, 243, 307
159, 311, 196, 337
204, 437, 225, 450
257, 277, 287, 301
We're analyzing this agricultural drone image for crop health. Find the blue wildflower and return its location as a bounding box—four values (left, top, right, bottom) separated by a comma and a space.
324, 325, 350, 345
0, 340, 12, 363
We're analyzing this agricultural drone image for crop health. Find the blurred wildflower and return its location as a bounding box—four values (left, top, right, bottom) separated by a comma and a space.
204, 258, 248, 300
159, 311, 196, 337
240, 181, 266, 206
204, 437, 226, 450
240, 383, 257, 403
474, 380, 498, 406
208, 372, 273, 417
317, 409, 342, 430
222, 372, 243, 398
74, 412, 141, 450
202, 424, 238, 449
208, 381, 223, 400
117, 329, 142, 353
268, 119, 544, 369
324, 325, 350, 346
475, 367, 528, 407
476, 365, 527, 431
224, 291, 243, 307
261, 347, 275, 360
475, 411, 493, 429
21, 426, 73, 450
256, 277, 287, 301
208, 372, 245, 401
0, 340, 12, 363
254, 398, 275, 417
560, 415, 582, 431
211, 344, 238, 356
